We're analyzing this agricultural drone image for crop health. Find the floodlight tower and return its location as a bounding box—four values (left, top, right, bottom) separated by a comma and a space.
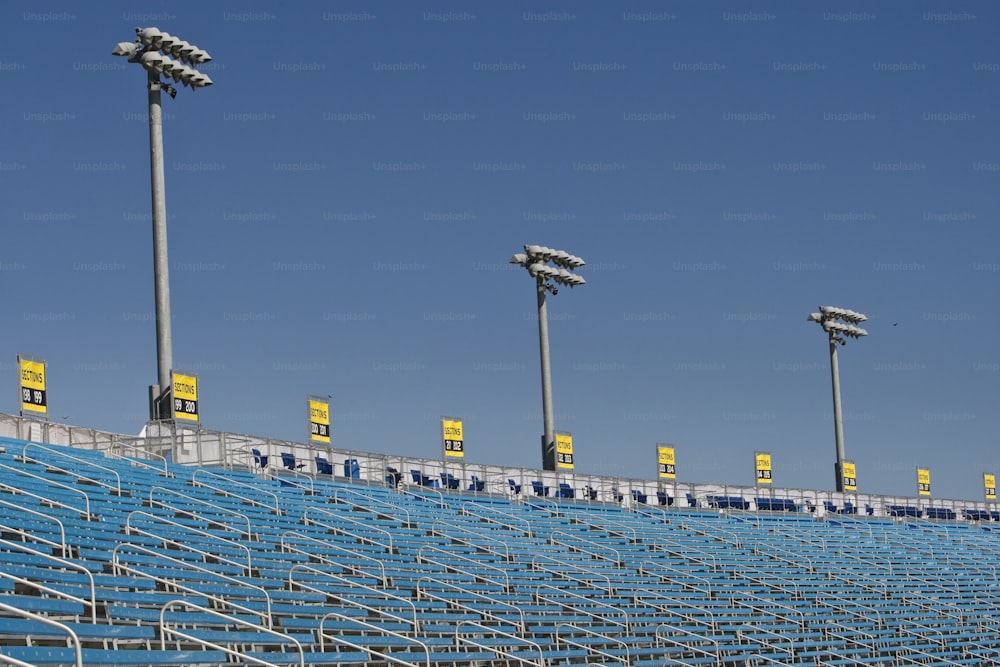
510, 246, 586, 470
808, 306, 869, 492
112, 28, 213, 420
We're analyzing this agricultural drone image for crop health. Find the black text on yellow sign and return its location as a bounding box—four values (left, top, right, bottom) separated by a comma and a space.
917, 468, 931, 496
985, 473, 996, 501
442, 419, 464, 458
755, 452, 773, 484
657, 445, 676, 479
19, 357, 47, 416
842, 461, 857, 492
309, 398, 331, 444
556, 433, 574, 469
172, 372, 199, 422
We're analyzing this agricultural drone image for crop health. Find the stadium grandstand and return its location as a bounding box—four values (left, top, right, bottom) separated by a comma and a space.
1, 411, 999, 666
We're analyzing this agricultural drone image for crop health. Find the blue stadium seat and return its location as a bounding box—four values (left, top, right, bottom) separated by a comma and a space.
314, 456, 334, 475
251, 448, 268, 470
280, 452, 305, 471
468, 476, 485, 492
531, 480, 549, 497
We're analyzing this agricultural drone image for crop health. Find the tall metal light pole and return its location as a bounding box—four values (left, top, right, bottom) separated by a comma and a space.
808, 306, 868, 492
511, 245, 586, 470
113, 28, 213, 420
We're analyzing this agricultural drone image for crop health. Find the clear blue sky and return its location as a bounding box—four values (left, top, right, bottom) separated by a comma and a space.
2, 1, 997, 500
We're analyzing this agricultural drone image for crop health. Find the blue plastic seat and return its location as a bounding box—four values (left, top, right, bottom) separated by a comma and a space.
251, 448, 268, 470
280, 452, 305, 471
314, 456, 333, 475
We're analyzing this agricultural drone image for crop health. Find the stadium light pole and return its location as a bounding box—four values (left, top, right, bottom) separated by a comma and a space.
510, 246, 586, 470
808, 306, 868, 492
113, 28, 213, 420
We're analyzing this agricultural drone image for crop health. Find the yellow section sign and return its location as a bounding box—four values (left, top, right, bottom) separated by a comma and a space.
755, 452, 773, 485
442, 418, 464, 458
556, 433, 574, 470
309, 398, 331, 444
657, 445, 676, 480
18, 356, 47, 416
172, 371, 199, 422
985, 473, 996, 501
842, 461, 857, 492
917, 468, 931, 497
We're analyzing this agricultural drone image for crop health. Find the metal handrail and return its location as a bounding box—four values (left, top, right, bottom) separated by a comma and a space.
191, 468, 281, 514
112, 542, 272, 627
0, 464, 92, 519
159, 599, 300, 667
0, 538, 97, 623
0, 601, 82, 667
124, 510, 252, 573
21, 442, 122, 496
280, 530, 388, 585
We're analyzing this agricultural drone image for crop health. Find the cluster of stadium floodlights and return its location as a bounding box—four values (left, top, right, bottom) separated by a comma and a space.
510, 245, 586, 292
112, 27, 213, 92
808, 306, 869, 344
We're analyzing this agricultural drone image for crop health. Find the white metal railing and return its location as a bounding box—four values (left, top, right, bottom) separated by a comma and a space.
191, 468, 281, 514
0, 601, 82, 667
159, 599, 299, 667
112, 542, 272, 627
0, 538, 97, 623
280, 530, 388, 585
20, 442, 123, 496
124, 510, 253, 573
303, 505, 393, 552
0, 411, 992, 521
148, 486, 253, 540
0, 463, 93, 519
0, 496, 69, 557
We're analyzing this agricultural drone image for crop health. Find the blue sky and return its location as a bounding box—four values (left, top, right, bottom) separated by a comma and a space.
1, 1, 997, 500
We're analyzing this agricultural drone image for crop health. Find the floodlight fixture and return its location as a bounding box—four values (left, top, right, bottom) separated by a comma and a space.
809, 304, 869, 492
137, 27, 162, 47
139, 50, 164, 72
170, 40, 194, 60
114, 26, 215, 421
188, 48, 212, 65
551, 249, 571, 266
511, 244, 587, 470
190, 72, 212, 88
158, 32, 177, 51
113, 41, 139, 57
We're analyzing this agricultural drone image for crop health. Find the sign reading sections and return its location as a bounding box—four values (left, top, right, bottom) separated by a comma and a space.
985, 473, 996, 502
309, 397, 330, 444
442, 417, 464, 458
755, 452, 773, 485
657, 444, 676, 480
171, 371, 199, 423
842, 460, 858, 493
917, 467, 931, 497
18, 355, 47, 417
555, 432, 574, 470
